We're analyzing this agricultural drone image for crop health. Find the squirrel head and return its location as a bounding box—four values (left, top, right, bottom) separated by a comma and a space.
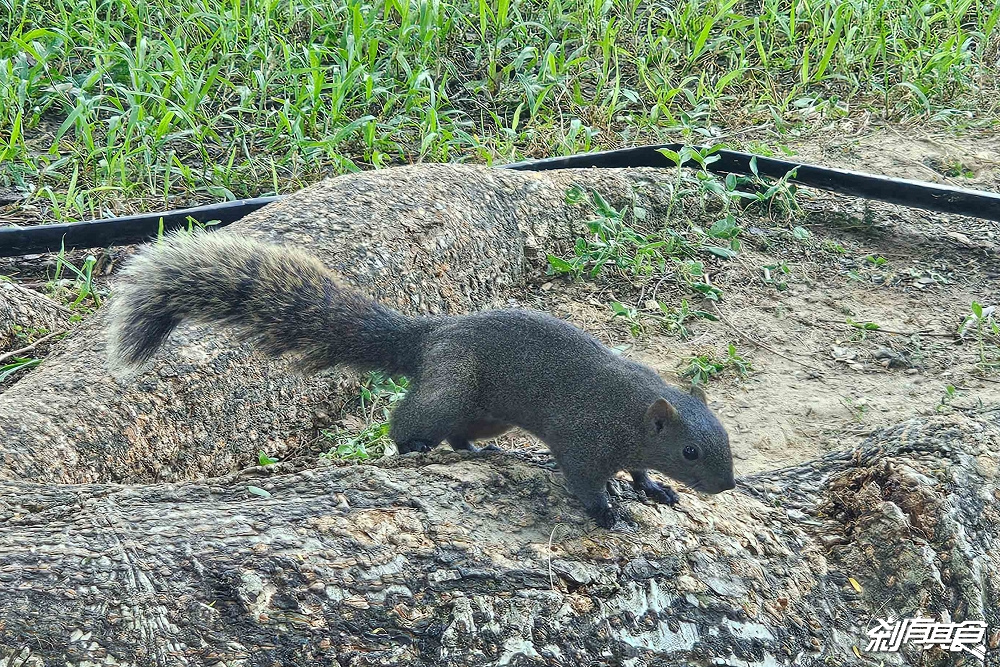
641, 385, 735, 494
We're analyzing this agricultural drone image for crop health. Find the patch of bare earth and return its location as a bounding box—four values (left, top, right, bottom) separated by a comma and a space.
509, 129, 1000, 478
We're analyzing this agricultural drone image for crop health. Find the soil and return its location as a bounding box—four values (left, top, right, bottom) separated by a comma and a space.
3, 127, 999, 479
515, 127, 1000, 475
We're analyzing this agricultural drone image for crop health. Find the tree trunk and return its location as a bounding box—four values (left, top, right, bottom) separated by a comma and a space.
1, 410, 997, 666
0, 165, 997, 666
0, 280, 71, 350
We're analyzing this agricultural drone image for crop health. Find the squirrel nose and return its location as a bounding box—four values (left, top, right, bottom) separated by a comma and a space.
713, 474, 736, 492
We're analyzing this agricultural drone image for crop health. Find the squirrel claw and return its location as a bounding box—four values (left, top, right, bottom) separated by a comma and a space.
588, 502, 636, 530
643, 483, 680, 506
588, 503, 617, 529
632, 474, 680, 506
397, 439, 434, 454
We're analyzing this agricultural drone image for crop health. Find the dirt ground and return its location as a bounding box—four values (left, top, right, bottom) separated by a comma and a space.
3, 128, 999, 480
514, 128, 1000, 475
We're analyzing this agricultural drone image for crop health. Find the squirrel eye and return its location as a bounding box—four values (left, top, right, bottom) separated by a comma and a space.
683, 446, 699, 461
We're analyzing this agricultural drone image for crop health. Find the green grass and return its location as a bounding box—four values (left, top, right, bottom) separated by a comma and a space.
0, 356, 41, 383
1, 0, 997, 223
961, 301, 1000, 374
321, 371, 408, 460
611, 298, 718, 338
682, 343, 752, 384
546, 151, 797, 281
546, 154, 795, 331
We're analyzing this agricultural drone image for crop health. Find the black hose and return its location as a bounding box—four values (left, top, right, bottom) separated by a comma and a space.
2, 143, 998, 257
504, 144, 1000, 222
0, 196, 283, 258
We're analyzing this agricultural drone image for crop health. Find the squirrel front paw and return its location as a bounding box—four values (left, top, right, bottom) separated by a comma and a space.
586, 502, 636, 530
641, 481, 680, 506
587, 503, 617, 529
396, 439, 434, 454
630, 472, 681, 506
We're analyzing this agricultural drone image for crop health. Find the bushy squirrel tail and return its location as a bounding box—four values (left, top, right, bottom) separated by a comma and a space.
107, 231, 426, 375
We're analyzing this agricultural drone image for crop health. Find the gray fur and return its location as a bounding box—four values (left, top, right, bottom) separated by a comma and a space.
107, 231, 736, 528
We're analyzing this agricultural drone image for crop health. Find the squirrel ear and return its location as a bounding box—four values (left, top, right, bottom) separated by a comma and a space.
645, 398, 679, 434
690, 384, 708, 404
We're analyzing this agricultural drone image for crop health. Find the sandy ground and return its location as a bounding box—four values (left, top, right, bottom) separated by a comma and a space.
507, 127, 1000, 475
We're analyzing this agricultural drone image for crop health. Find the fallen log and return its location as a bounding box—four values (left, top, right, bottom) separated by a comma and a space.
0, 410, 997, 665
0, 165, 996, 666
0, 280, 71, 352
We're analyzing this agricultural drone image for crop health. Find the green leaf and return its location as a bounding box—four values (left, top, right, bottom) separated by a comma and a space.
331, 114, 377, 143
258, 451, 279, 466
565, 185, 586, 205
706, 246, 737, 258
709, 216, 738, 238
247, 486, 271, 498
847, 318, 880, 330
546, 254, 575, 274
589, 189, 617, 217
692, 283, 722, 301
0, 357, 41, 382
657, 148, 682, 166
510, 102, 525, 132
792, 226, 811, 240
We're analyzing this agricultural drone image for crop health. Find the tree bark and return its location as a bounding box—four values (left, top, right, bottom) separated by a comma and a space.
0, 410, 997, 666
0, 280, 71, 351
0, 165, 997, 666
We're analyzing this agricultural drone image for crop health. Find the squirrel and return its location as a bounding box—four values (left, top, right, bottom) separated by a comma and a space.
107, 231, 736, 528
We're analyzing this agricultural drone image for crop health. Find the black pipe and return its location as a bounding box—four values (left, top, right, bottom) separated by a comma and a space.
2, 143, 998, 257
0, 196, 283, 257
503, 144, 1000, 222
